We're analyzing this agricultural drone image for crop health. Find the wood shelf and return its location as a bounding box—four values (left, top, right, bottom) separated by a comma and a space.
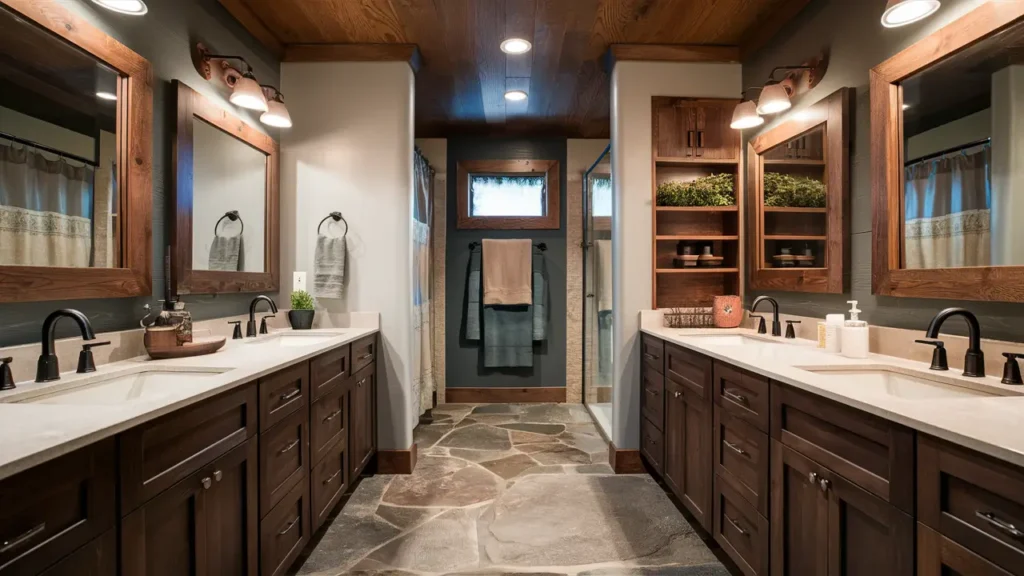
655, 156, 740, 166
656, 206, 739, 212
763, 207, 827, 213
764, 234, 828, 241
657, 268, 739, 274
657, 235, 739, 241
764, 158, 825, 166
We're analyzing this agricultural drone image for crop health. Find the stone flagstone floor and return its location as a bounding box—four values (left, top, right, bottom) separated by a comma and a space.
295, 403, 730, 576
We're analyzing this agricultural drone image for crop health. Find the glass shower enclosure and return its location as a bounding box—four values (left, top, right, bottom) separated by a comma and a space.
582, 146, 612, 439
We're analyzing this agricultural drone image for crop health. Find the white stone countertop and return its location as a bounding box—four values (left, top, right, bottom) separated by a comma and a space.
0, 326, 378, 481
640, 316, 1024, 468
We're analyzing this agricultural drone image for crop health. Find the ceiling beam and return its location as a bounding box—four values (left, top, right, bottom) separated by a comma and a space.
603, 44, 741, 71
216, 0, 284, 57
282, 44, 422, 73
738, 0, 815, 59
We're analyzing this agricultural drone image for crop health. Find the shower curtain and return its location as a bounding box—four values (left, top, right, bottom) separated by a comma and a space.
904, 145, 991, 269
0, 144, 94, 267
413, 148, 435, 418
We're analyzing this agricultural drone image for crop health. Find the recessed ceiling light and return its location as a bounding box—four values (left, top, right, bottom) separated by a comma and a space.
96, 91, 117, 101
504, 89, 528, 102
881, 0, 940, 28
91, 0, 148, 15
500, 38, 532, 55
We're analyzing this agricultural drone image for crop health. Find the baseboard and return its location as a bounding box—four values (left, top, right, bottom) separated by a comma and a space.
376, 443, 418, 474
608, 442, 644, 474
445, 387, 567, 403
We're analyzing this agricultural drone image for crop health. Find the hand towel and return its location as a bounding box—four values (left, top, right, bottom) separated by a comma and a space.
466, 249, 482, 341
531, 253, 547, 341
595, 239, 613, 312
209, 235, 241, 271
482, 238, 533, 305
314, 235, 346, 298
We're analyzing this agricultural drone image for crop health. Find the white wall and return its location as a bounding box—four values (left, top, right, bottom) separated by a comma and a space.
610, 61, 742, 449
906, 109, 991, 162
192, 119, 267, 272
991, 66, 1024, 266
0, 105, 94, 160
281, 61, 416, 451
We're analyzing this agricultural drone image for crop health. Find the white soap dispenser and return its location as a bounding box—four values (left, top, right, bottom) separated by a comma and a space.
841, 301, 870, 359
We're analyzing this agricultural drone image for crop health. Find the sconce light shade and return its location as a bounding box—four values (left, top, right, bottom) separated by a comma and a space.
261, 97, 292, 128
881, 0, 940, 27
756, 82, 792, 115
730, 100, 764, 130
230, 73, 268, 112
91, 0, 148, 14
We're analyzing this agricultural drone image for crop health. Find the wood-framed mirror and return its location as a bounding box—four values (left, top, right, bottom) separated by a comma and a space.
748, 87, 851, 293
172, 81, 278, 294
872, 2, 1024, 302
0, 0, 152, 302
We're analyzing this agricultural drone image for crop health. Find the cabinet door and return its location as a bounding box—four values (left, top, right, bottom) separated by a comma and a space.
663, 379, 686, 498
918, 523, 1015, 576
350, 366, 375, 478
653, 98, 689, 158
825, 467, 914, 576
770, 442, 828, 576
664, 380, 712, 530
206, 440, 259, 576
693, 101, 740, 161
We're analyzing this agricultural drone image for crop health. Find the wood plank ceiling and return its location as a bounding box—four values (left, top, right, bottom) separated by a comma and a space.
217, 0, 813, 138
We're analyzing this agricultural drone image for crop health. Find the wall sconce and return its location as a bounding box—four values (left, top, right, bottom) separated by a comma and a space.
881, 0, 941, 27
193, 43, 291, 127
731, 63, 825, 130
260, 86, 293, 128
730, 88, 765, 129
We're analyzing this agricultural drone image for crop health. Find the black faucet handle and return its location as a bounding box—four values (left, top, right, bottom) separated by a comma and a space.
785, 320, 801, 339
0, 357, 14, 391
83, 340, 111, 351
915, 339, 948, 371
228, 320, 243, 340
77, 341, 109, 374
1002, 353, 1024, 385
260, 315, 276, 335
750, 315, 767, 334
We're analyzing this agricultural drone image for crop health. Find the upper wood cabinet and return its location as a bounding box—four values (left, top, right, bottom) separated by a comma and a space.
655, 99, 740, 162
748, 88, 851, 293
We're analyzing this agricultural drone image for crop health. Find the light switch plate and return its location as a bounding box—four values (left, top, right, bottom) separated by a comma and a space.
294, 271, 307, 292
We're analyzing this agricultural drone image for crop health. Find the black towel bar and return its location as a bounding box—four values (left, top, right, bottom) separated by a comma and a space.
468, 241, 547, 251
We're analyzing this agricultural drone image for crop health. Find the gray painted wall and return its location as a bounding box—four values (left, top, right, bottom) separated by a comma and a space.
0, 0, 279, 347
742, 0, 1024, 342
445, 137, 568, 389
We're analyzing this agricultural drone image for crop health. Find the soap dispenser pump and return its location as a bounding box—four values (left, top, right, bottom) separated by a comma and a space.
0, 357, 14, 391
841, 301, 870, 359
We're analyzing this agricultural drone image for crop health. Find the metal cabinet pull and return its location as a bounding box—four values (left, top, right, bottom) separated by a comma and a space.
358, 353, 372, 360
697, 131, 706, 149
281, 389, 301, 402
201, 477, 212, 490
687, 130, 696, 150
673, 391, 682, 398
323, 409, 342, 423
279, 439, 301, 454
323, 470, 342, 485
0, 522, 46, 554
278, 517, 299, 536
643, 352, 659, 361
808, 471, 819, 485
723, 440, 747, 457
819, 478, 831, 493
976, 511, 1024, 538
725, 516, 748, 536
645, 388, 658, 396
357, 378, 366, 388
723, 390, 748, 405
213, 470, 223, 482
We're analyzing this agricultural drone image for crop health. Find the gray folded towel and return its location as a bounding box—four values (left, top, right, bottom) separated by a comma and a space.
466, 250, 482, 341
475, 252, 547, 368
314, 235, 346, 298
209, 235, 241, 271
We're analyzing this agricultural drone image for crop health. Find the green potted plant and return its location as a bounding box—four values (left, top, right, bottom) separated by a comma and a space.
656, 173, 736, 207
288, 290, 316, 330
763, 173, 827, 207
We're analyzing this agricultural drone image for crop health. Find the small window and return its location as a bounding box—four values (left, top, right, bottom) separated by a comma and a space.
457, 160, 560, 229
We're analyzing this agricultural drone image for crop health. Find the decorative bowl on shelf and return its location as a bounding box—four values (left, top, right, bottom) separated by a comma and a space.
673, 255, 700, 268
697, 254, 724, 267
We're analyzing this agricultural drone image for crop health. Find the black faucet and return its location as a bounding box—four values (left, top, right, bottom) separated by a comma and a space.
247, 296, 279, 337
37, 309, 96, 382
751, 296, 782, 337
925, 308, 985, 378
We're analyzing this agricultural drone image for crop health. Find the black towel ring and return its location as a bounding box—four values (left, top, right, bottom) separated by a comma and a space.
214, 210, 244, 238
317, 211, 348, 238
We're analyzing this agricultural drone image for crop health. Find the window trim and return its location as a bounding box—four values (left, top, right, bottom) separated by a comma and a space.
456, 159, 560, 229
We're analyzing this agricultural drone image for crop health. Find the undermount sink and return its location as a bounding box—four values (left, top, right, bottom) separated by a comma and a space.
247, 332, 344, 348
10, 367, 229, 405
683, 335, 778, 347
797, 366, 1004, 400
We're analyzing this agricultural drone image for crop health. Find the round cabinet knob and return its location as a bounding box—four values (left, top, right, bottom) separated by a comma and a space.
201, 477, 212, 490
673, 391, 682, 398
213, 470, 223, 482
819, 478, 831, 493
808, 472, 819, 485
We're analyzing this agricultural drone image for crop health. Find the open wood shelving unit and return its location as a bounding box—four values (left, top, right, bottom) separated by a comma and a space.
651, 96, 744, 309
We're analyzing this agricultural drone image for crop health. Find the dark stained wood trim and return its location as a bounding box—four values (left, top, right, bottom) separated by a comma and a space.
609, 443, 644, 474
215, 0, 285, 56
376, 444, 418, 475
282, 44, 422, 72
173, 81, 280, 295
739, 0, 815, 59
0, 0, 152, 302
444, 387, 567, 403
604, 44, 740, 70
456, 159, 560, 230
871, 2, 1024, 302
749, 87, 851, 294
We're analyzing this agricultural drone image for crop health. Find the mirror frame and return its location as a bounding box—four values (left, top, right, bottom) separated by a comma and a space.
171, 81, 279, 295
871, 2, 1024, 302
748, 87, 851, 293
0, 0, 152, 302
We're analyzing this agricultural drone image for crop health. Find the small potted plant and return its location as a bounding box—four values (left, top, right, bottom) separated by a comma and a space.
288, 290, 316, 330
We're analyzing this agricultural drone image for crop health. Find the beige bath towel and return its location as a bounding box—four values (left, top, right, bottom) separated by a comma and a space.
482, 238, 533, 305
596, 239, 613, 312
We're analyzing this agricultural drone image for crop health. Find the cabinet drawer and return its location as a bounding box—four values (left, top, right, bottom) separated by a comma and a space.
641, 334, 664, 374
919, 435, 1024, 574
665, 343, 711, 399
260, 363, 309, 432
771, 382, 915, 514
350, 334, 377, 374
641, 365, 664, 431
311, 383, 348, 464
713, 362, 769, 433
260, 408, 309, 515
311, 441, 348, 532
120, 384, 256, 513
39, 530, 116, 576
918, 522, 1016, 576
713, 478, 768, 576
714, 406, 769, 517
261, 479, 310, 576
0, 439, 115, 576
640, 416, 664, 474
310, 346, 349, 401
